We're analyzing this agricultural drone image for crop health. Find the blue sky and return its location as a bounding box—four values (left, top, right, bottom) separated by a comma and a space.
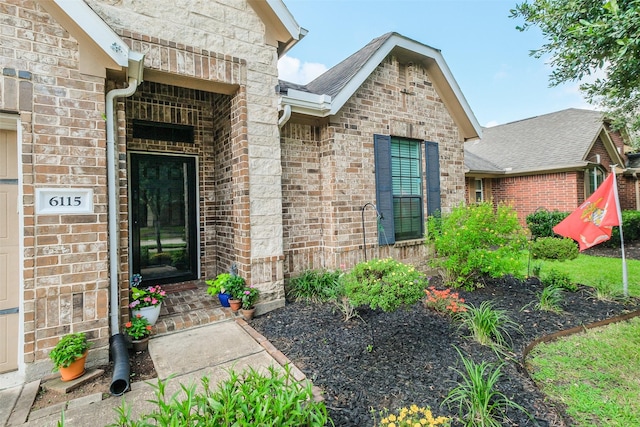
277, 0, 596, 128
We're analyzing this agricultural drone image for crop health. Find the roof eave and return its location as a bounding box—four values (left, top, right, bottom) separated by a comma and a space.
248, 0, 306, 58
39, 0, 130, 77
281, 89, 332, 117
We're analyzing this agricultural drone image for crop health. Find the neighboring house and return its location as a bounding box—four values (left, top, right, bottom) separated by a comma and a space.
0, 0, 478, 388
464, 108, 639, 223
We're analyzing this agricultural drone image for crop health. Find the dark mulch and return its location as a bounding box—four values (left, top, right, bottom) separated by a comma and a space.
251, 262, 640, 426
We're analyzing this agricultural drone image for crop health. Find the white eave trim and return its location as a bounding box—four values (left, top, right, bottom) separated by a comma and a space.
48, 0, 129, 67
265, 0, 304, 43
280, 89, 332, 117
279, 33, 482, 139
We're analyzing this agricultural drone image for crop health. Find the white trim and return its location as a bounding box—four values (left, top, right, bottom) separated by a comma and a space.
264, 0, 304, 43
279, 34, 481, 138
49, 0, 129, 67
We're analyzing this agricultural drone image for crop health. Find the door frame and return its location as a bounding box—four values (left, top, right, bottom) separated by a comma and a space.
0, 113, 24, 388
127, 151, 201, 286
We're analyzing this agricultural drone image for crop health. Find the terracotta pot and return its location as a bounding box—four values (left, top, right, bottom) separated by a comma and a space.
131, 303, 162, 326
229, 299, 242, 312
131, 336, 150, 352
241, 307, 256, 321
59, 351, 88, 382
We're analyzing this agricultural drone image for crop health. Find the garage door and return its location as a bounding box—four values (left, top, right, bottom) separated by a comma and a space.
0, 130, 19, 374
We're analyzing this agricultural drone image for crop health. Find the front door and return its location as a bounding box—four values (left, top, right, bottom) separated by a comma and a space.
130, 153, 198, 285
0, 130, 19, 374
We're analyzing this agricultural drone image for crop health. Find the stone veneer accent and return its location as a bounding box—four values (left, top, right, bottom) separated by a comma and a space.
280, 56, 460, 277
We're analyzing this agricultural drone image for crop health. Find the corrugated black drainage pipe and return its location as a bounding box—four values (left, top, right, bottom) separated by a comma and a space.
109, 333, 130, 396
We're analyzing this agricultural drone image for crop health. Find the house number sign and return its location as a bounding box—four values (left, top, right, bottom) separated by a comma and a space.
36, 188, 94, 214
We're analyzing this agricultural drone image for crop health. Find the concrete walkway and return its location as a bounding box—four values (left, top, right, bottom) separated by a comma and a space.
1, 319, 311, 427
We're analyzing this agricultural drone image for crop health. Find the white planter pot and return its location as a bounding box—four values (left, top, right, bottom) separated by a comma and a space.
131, 303, 162, 326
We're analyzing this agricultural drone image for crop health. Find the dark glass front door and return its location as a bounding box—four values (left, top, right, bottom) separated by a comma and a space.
130, 153, 197, 285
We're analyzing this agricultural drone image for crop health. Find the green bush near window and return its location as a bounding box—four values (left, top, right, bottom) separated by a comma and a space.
342, 258, 428, 312
608, 210, 640, 246
427, 202, 527, 289
530, 237, 579, 261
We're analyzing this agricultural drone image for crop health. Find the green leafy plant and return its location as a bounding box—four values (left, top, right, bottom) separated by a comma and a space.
525, 209, 569, 239
427, 202, 527, 289
108, 365, 331, 426
535, 284, 564, 312
530, 237, 579, 261
374, 405, 451, 426
456, 301, 519, 349
424, 286, 467, 315
443, 349, 530, 427
542, 268, 578, 292
207, 273, 246, 299
342, 258, 428, 312
608, 210, 640, 246
240, 285, 259, 309
287, 269, 342, 303
123, 314, 152, 340
49, 332, 92, 371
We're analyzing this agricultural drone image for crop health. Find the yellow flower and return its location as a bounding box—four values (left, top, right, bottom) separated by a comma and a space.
388, 424, 396, 427
388, 414, 397, 421
410, 404, 419, 413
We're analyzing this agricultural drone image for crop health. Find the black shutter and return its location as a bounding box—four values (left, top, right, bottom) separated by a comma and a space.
425, 141, 441, 216
374, 134, 395, 245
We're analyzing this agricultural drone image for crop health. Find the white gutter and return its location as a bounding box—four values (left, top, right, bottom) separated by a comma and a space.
106, 53, 144, 334
278, 104, 291, 129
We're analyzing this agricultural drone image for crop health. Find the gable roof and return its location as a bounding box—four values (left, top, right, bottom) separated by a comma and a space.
465, 108, 625, 175
279, 32, 481, 140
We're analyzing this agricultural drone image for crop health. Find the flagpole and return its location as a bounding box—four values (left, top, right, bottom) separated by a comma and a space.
611, 165, 628, 297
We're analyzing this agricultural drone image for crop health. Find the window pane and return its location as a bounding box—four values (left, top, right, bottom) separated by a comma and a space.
393, 196, 422, 240
391, 138, 423, 241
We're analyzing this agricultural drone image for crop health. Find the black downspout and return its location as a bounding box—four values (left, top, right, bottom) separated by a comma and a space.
109, 334, 130, 396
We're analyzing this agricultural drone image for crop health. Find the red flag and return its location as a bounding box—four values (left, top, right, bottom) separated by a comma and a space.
553, 173, 620, 251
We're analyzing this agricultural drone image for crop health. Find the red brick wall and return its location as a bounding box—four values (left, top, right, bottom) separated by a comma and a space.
490, 172, 581, 223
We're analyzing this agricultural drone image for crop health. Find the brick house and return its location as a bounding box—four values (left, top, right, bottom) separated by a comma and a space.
1, 1, 478, 388
464, 108, 639, 223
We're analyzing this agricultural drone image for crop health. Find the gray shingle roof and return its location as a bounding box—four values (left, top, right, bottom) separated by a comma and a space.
465, 108, 605, 173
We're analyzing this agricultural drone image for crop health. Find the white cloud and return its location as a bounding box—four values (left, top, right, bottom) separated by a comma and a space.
278, 55, 327, 84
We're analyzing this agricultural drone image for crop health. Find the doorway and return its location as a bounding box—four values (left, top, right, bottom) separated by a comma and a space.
129, 153, 198, 285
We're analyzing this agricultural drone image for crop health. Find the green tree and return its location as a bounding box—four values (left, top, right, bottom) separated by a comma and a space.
511, 0, 640, 145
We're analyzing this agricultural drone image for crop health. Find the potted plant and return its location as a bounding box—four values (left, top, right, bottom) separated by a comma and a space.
223, 274, 246, 312
205, 274, 232, 307
240, 285, 259, 320
49, 332, 92, 381
123, 314, 153, 352
129, 279, 166, 325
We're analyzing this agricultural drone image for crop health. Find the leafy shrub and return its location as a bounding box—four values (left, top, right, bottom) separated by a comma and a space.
608, 210, 640, 246
424, 286, 467, 315
456, 301, 519, 349
525, 209, 569, 239
109, 365, 330, 426
375, 405, 451, 426
49, 333, 92, 370
427, 202, 527, 289
542, 268, 578, 292
443, 350, 530, 427
530, 237, 579, 261
287, 269, 342, 303
535, 285, 564, 312
342, 258, 428, 312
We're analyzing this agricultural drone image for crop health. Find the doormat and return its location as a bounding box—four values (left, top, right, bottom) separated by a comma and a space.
164, 282, 199, 294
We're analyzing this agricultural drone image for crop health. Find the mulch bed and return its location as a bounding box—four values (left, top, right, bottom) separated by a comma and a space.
251, 273, 640, 426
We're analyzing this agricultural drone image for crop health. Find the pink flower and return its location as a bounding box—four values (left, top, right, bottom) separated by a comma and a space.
159, 291, 166, 296
144, 296, 151, 302
151, 298, 158, 305
244, 290, 250, 295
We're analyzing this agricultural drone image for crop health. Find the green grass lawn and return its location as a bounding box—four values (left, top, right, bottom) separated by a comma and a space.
528, 317, 640, 426
525, 252, 640, 426
522, 252, 640, 298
